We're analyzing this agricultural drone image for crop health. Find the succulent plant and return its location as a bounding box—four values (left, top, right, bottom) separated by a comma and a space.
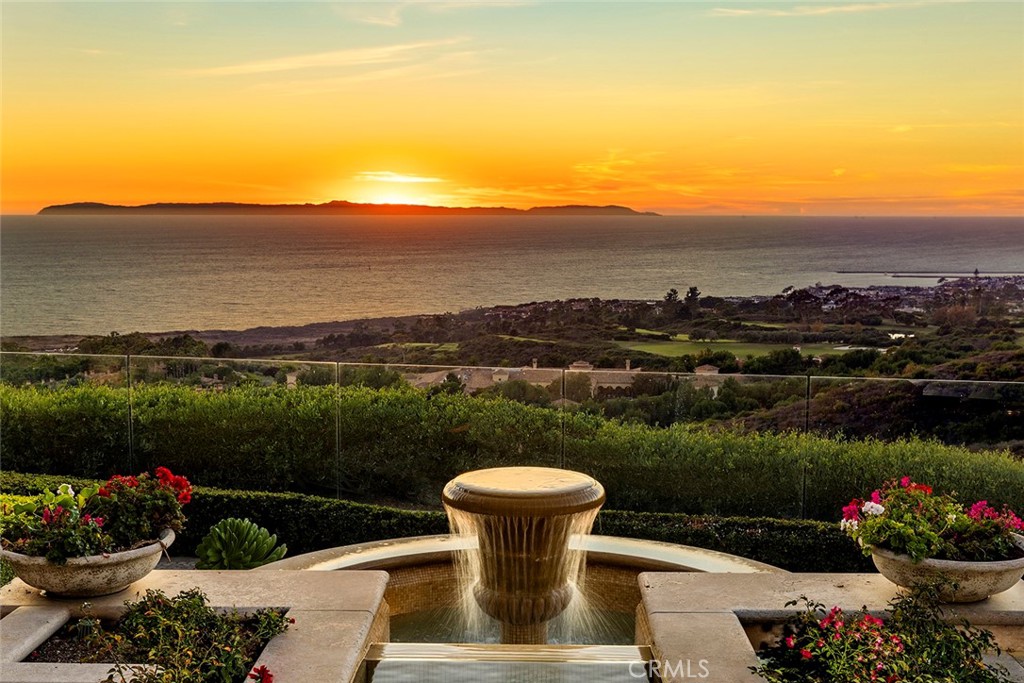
195, 518, 287, 570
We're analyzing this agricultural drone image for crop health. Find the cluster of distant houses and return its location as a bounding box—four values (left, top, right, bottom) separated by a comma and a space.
403, 359, 724, 399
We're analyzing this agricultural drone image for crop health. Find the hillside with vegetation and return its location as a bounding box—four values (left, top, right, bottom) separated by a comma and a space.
2, 276, 1021, 453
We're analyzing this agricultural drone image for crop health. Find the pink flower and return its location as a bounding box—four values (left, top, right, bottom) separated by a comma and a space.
1002, 509, 1024, 531
785, 635, 795, 648
842, 499, 863, 522
900, 476, 911, 488
800, 649, 813, 660
870, 490, 882, 504
968, 500, 999, 521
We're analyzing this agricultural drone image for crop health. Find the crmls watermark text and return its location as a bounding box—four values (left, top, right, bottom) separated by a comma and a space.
629, 659, 711, 679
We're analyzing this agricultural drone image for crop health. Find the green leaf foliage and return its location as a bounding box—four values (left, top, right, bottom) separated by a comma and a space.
1, 472, 869, 572
78, 587, 289, 683
1, 383, 1021, 520
754, 585, 1011, 682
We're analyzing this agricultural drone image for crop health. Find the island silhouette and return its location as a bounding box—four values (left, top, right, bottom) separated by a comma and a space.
39, 200, 659, 216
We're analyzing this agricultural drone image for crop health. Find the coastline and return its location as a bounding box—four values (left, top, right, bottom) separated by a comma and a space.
4, 275, 1022, 353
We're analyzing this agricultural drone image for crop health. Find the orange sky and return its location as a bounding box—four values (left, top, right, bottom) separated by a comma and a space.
2, 2, 1022, 215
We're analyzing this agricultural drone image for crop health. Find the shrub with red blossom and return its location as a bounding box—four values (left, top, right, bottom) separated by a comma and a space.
1, 468, 190, 563
753, 586, 1011, 682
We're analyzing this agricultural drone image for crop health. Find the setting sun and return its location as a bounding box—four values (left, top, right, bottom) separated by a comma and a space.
360, 191, 433, 206
346, 170, 447, 206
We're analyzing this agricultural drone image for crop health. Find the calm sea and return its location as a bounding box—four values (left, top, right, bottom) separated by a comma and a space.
1, 215, 1021, 336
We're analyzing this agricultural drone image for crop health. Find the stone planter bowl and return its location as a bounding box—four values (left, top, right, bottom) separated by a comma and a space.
0, 528, 174, 598
870, 533, 1024, 603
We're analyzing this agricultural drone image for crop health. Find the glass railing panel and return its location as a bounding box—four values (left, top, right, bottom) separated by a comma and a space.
128, 355, 338, 494
0, 352, 132, 478
560, 368, 806, 518
333, 361, 427, 503
808, 375, 899, 441
907, 379, 1024, 450
374, 364, 564, 506
804, 375, 899, 520
810, 375, 1024, 446
669, 372, 808, 433
805, 376, 1024, 521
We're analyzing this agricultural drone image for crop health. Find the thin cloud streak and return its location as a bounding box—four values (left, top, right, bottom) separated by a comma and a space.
710, 1, 959, 18
336, 1, 532, 27
250, 52, 481, 95
335, 2, 408, 27
181, 38, 466, 77
355, 172, 445, 184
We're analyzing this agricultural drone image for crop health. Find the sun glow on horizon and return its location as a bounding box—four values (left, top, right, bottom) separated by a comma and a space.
346, 169, 449, 206
360, 192, 433, 206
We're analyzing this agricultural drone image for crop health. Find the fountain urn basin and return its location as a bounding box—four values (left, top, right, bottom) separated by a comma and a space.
442, 467, 606, 644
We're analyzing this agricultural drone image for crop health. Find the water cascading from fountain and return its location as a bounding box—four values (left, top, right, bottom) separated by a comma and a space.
442, 467, 605, 645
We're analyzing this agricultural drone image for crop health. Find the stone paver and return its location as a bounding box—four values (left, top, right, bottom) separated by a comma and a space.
641, 572, 1024, 623
643, 611, 761, 683
0, 663, 114, 683
1, 569, 387, 618
0, 607, 70, 664
988, 654, 1024, 683
257, 609, 382, 683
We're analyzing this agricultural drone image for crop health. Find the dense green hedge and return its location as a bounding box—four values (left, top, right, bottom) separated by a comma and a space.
2, 383, 1022, 521
0, 472, 868, 573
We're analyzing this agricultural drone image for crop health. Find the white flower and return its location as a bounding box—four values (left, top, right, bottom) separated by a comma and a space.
840, 519, 859, 532
57, 483, 75, 497
862, 501, 885, 516
947, 513, 958, 523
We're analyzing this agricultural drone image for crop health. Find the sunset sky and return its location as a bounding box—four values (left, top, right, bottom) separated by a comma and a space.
2, 1, 1022, 215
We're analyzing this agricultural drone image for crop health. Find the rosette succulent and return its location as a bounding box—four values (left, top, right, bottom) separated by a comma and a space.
196, 518, 287, 570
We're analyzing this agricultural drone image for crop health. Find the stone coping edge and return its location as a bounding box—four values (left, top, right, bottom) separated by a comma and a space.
0, 570, 388, 683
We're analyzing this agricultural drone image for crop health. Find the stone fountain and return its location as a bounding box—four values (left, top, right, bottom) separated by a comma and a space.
442, 466, 606, 645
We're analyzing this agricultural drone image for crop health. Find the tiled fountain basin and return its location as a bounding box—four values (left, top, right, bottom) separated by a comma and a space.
262, 533, 783, 637
0, 570, 389, 683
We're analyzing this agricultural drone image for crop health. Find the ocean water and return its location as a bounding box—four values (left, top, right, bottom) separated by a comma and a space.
1, 214, 1021, 336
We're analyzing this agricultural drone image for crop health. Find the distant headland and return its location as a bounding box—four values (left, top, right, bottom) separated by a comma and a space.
38, 200, 659, 216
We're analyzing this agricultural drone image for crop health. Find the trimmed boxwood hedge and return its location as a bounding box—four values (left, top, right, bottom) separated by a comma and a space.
0, 472, 869, 573
2, 383, 1022, 522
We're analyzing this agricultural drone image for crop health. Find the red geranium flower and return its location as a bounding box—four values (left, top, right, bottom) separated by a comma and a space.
248, 665, 273, 683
